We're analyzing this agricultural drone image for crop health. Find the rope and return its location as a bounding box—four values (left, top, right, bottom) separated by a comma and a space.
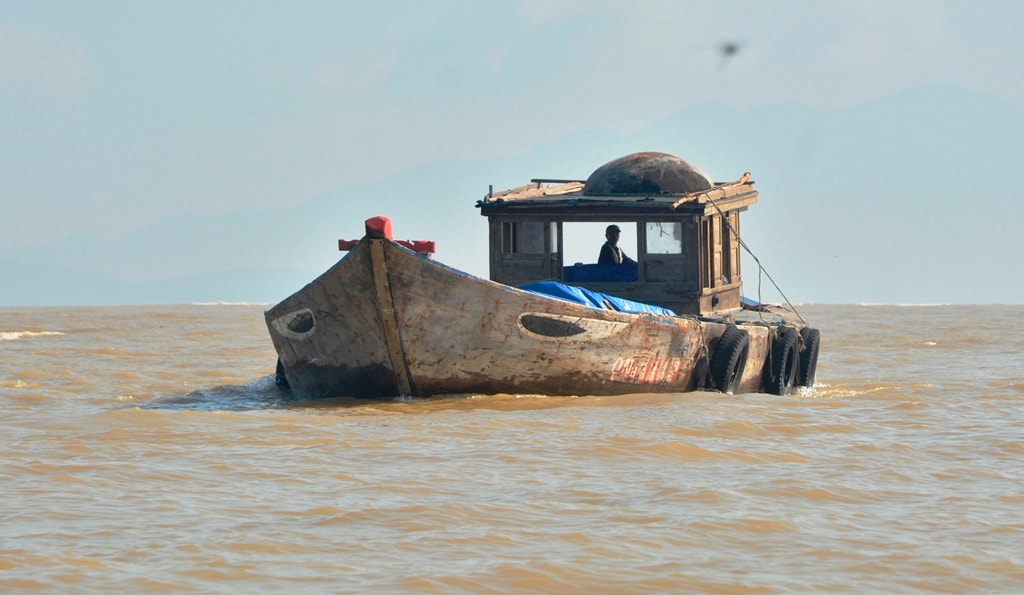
702, 191, 806, 326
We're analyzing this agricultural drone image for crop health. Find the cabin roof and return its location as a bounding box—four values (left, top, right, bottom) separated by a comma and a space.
478, 151, 757, 218
478, 167, 757, 218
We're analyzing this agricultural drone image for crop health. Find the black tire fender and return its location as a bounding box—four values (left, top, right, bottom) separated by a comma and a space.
765, 326, 799, 396
708, 325, 750, 395
798, 327, 821, 387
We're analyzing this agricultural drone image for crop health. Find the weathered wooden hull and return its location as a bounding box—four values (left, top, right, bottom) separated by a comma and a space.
265, 236, 801, 399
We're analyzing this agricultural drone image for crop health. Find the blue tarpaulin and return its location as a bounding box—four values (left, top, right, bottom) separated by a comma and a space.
518, 281, 676, 317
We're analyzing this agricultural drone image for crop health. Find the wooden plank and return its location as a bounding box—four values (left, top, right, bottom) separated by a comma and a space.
701, 194, 757, 215
485, 181, 585, 201
643, 256, 689, 283
369, 239, 414, 396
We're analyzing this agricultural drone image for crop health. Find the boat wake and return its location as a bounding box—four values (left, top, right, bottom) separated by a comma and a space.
143, 375, 297, 411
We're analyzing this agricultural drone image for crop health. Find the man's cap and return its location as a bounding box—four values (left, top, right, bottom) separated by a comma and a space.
606, 224, 621, 233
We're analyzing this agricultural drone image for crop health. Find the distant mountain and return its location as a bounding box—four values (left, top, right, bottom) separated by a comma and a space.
0, 259, 316, 307
3, 84, 1022, 306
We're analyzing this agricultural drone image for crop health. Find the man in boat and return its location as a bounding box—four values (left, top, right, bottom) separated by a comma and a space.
598, 224, 636, 265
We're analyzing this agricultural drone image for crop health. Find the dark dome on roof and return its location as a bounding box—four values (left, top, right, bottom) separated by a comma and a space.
583, 152, 713, 195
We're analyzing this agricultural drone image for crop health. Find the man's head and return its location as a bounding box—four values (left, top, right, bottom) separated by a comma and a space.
605, 224, 621, 244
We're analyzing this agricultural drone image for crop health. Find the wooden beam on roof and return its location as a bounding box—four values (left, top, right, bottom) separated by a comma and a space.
483, 181, 585, 202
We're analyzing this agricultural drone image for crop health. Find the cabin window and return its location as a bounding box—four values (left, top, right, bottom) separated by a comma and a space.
701, 215, 739, 287
645, 222, 683, 254
561, 222, 634, 265
501, 222, 547, 254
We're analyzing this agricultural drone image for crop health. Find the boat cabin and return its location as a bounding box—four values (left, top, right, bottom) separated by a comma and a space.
477, 152, 758, 316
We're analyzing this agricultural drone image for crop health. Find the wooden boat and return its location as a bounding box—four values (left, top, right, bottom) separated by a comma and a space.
266, 152, 820, 399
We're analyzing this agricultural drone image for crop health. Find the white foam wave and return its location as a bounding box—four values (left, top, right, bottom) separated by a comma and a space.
855, 302, 953, 307
189, 302, 270, 306
0, 330, 65, 342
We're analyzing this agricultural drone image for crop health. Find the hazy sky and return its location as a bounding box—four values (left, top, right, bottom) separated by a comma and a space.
2, 0, 1023, 256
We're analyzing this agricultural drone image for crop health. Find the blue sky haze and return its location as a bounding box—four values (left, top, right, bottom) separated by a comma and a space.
2, 1, 1022, 305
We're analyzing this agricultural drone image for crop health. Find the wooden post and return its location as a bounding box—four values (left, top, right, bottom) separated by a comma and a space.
369, 239, 415, 396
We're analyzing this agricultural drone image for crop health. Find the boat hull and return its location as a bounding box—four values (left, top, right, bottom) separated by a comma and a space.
265, 237, 761, 399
